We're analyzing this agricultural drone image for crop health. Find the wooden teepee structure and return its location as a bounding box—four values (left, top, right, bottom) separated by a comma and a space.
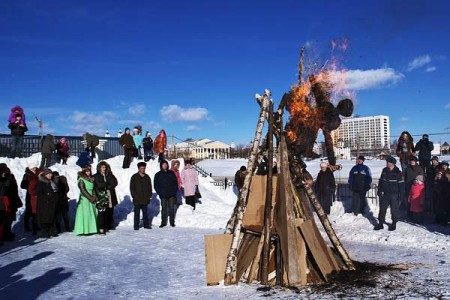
205, 47, 355, 287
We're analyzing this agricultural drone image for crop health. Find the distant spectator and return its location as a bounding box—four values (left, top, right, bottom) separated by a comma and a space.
40, 134, 56, 169
155, 160, 178, 227
415, 134, 434, 176
53, 171, 71, 233
8, 106, 28, 158
396, 131, 415, 173
76, 150, 93, 169
132, 127, 143, 160
170, 159, 183, 206
119, 127, 135, 169
94, 161, 119, 232
256, 156, 268, 175
142, 132, 154, 162
433, 169, 449, 224
82, 132, 100, 160
429, 156, 441, 212
20, 163, 41, 234
56, 137, 70, 165
130, 162, 153, 230
408, 175, 425, 223
36, 168, 58, 238
181, 159, 199, 211
314, 162, 336, 215
234, 166, 247, 199
374, 156, 404, 231
0, 163, 22, 241
348, 155, 372, 216
153, 129, 167, 163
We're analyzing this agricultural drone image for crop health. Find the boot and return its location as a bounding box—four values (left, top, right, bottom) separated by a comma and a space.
374, 223, 384, 230
388, 222, 396, 231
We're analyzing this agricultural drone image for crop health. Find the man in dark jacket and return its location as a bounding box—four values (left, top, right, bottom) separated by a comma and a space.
119, 128, 135, 169
374, 156, 405, 231
8, 113, 28, 158
154, 160, 178, 228
234, 166, 247, 199
130, 162, 153, 230
415, 134, 434, 175
40, 134, 56, 169
83, 132, 100, 160
348, 156, 372, 216
36, 168, 58, 238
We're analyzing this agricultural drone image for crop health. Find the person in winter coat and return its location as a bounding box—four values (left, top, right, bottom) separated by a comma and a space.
56, 137, 70, 164
170, 159, 183, 207
404, 156, 424, 217
82, 132, 100, 160
314, 162, 336, 215
20, 163, 41, 235
374, 156, 405, 231
433, 170, 449, 224
181, 159, 200, 211
396, 131, 415, 173
132, 127, 143, 160
8, 109, 28, 158
234, 166, 247, 198
154, 160, 178, 227
408, 175, 425, 223
52, 171, 70, 233
36, 168, 58, 238
40, 134, 56, 169
0, 163, 22, 241
153, 129, 167, 163
142, 131, 154, 162
130, 162, 153, 230
119, 127, 135, 169
94, 161, 119, 232
74, 166, 98, 235
348, 156, 372, 216
415, 134, 434, 175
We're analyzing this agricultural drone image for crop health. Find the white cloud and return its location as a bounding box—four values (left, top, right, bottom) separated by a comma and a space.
330, 68, 404, 90
407, 55, 431, 71
65, 110, 118, 135
445, 103, 450, 109
400, 117, 409, 122
425, 66, 436, 72
128, 103, 146, 116
186, 125, 200, 131
160, 105, 208, 122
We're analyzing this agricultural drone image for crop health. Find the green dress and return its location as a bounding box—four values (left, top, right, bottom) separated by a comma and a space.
74, 177, 98, 235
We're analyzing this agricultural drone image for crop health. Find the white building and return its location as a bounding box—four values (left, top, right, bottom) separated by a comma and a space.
172, 138, 231, 159
331, 115, 390, 152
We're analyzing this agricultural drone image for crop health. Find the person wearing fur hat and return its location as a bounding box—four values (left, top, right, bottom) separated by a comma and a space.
181, 159, 200, 212
0, 163, 22, 241
396, 131, 415, 173
130, 162, 153, 230
433, 169, 449, 224
56, 137, 70, 165
7, 109, 28, 158
415, 134, 434, 175
314, 162, 336, 215
74, 167, 98, 235
153, 129, 167, 163
119, 127, 135, 169
374, 156, 404, 231
39, 134, 56, 169
20, 163, 41, 234
348, 155, 372, 216
154, 160, 178, 227
35, 168, 58, 238
404, 156, 424, 218
170, 159, 183, 207
408, 175, 425, 223
94, 161, 118, 233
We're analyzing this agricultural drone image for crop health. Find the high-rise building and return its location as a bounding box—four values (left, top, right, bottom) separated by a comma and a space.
331, 115, 390, 152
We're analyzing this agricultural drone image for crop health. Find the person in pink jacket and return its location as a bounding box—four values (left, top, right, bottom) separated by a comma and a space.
170, 160, 183, 206
408, 175, 425, 223
181, 159, 199, 210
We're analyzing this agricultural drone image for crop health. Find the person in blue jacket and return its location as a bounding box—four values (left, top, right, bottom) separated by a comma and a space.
348, 155, 372, 215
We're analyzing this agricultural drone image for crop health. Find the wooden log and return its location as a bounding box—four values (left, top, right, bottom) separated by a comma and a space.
224, 90, 270, 285
261, 101, 274, 285
303, 183, 355, 270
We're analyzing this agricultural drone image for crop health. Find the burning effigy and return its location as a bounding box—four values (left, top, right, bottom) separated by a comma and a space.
205, 43, 356, 288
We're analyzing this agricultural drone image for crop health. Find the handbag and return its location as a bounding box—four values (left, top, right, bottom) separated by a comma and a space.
195, 186, 202, 199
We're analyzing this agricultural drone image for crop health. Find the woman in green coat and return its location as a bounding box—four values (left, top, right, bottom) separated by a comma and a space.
74, 167, 98, 235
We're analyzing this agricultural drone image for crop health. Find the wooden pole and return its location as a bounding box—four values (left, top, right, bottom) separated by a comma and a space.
224, 90, 270, 285
261, 101, 274, 284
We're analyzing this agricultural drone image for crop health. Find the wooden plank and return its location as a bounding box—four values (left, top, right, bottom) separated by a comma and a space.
205, 234, 233, 285
236, 233, 260, 281
298, 219, 338, 280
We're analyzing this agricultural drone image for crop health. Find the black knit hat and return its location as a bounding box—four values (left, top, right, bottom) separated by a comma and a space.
357, 155, 365, 161
386, 156, 397, 165
137, 162, 147, 168
409, 156, 418, 162
432, 156, 439, 161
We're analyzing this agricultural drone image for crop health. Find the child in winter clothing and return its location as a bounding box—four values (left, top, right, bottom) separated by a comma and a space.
408, 175, 425, 223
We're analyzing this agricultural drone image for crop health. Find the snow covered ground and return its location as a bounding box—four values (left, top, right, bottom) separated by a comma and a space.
1, 154, 450, 299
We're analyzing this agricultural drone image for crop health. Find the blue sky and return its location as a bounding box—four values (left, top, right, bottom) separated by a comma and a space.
1, 0, 449, 146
